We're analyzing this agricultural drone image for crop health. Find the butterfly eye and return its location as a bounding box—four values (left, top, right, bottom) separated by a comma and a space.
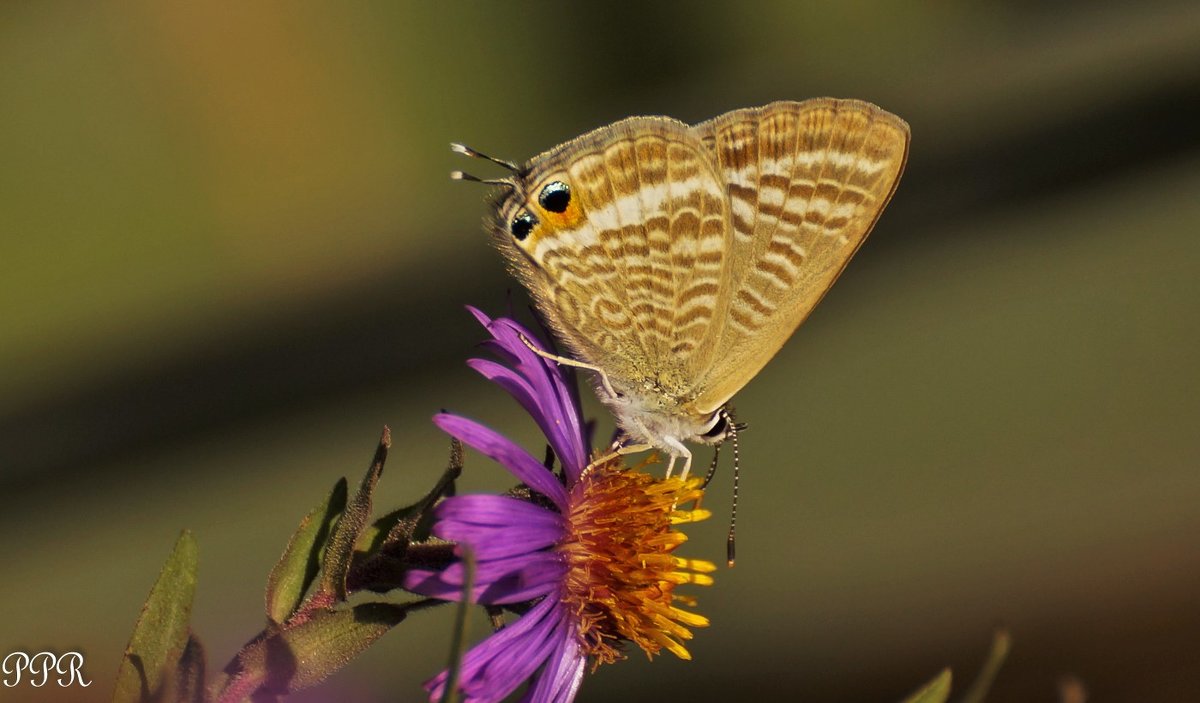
511, 212, 537, 241
537, 181, 571, 213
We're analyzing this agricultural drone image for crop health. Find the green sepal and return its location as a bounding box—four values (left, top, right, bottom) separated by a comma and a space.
265, 478, 348, 623
318, 429, 390, 600
356, 438, 462, 556
217, 602, 416, 700
113, 530, 199, 703
172, 636, 207, 703
901, 669, 952, 703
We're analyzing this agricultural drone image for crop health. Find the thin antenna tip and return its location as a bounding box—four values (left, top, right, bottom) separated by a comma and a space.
448, 142, 520, 173
450, 171, 517, 190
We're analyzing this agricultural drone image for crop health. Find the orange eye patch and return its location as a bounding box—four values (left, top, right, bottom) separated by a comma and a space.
534, 180, 584, 229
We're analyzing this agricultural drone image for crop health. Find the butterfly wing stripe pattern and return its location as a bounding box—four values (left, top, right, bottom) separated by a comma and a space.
689, 99, 910, 412
505, 118, 733, 399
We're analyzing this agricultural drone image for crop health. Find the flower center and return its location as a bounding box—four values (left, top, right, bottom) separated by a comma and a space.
559, 457, 716, 667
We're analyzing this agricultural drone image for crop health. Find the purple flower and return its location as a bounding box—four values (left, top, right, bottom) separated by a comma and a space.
404, 309, 715, 703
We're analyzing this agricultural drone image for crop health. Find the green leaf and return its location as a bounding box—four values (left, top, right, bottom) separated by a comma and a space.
901, 669, 952, 703
439, 546, 475, 703
113, 530, 200, 703
319, 428, 390, 600
265, 478, 348, 623
217, 602, 418, 700
956, 630, 1010, 703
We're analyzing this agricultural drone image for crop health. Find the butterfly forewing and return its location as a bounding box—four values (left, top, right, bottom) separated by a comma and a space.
689, 99, 910, 412
502, 118, 734, 402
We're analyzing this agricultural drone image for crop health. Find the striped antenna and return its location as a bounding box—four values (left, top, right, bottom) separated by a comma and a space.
725, 409, 745, 567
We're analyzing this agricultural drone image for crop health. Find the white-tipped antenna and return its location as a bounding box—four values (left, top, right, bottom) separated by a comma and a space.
450, 142, 520, 173
450, 170, 516, 189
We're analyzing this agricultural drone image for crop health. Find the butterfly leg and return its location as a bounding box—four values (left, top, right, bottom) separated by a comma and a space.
584, 442, 654, 476
517, 333, 620, 401
662, 437, 693, 481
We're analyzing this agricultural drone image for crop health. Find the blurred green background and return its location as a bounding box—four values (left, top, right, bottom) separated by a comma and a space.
2, 3, 1198, 701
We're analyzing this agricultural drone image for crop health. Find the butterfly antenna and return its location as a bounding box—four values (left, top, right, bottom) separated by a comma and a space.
702, 442, 721, 489
450, 142, 521, 172
450, 170, 516, 189
726, 410, 744, 568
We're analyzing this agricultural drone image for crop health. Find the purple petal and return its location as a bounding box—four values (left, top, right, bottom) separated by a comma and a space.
434, 414, 568, 509
425, 595, 568, 703
477, 566, 568, 604
434, 495, 563, 530
488, 318, 586, 462
403, 552, 566, 605
466, 304, 494, 330
467, 358, 584, 472
402, 567, 562, 605
466, 358, 536, 408
459, 602, 564, 701
520, 617, 586, 703
433, 551, 563, 588
401, 568, 464, 601
463, 310, 588, 477
437, 521, 562, 560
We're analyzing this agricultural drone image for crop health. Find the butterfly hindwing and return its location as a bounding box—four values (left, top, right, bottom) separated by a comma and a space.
689, 99, 911, 412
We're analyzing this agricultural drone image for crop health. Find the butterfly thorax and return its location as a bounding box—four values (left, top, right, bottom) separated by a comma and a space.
599, 383, 724, 452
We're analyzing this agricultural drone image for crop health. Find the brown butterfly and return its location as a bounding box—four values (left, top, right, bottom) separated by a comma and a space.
454, 99, 910, 481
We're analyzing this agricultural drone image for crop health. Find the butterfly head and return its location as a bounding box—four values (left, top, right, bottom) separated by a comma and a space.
495, 174, 588, 254
696, 409, 732, 445
450, 142, 587, 256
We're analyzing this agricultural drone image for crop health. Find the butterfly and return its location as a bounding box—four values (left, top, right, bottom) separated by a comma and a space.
453, 99, 910, 482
